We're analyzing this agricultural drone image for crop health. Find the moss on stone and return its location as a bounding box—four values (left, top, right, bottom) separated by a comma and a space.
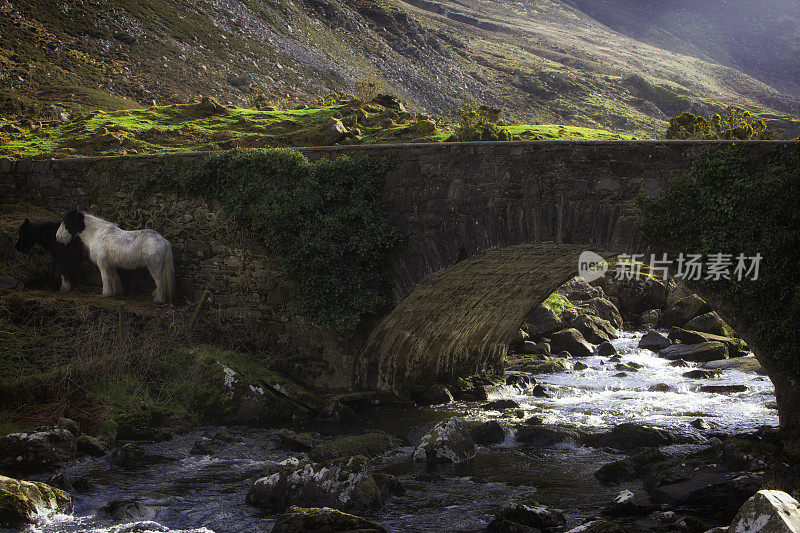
272, 505, 386, 532
308, 432, 394, 462
0, 475, 71, 527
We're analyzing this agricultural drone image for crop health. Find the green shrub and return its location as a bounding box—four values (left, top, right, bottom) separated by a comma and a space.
134, 149, 400, 332
450, 104, 512, 142
637, 146, 800, 376
666, 106, 783, 140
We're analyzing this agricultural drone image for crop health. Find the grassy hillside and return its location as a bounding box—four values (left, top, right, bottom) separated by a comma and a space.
1, 0, 798, 141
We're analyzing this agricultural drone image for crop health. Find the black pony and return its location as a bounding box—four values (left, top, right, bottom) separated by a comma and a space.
15, 218, 84, 292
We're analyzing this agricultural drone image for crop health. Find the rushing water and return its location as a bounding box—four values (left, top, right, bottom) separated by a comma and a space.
21, 330, 778, 533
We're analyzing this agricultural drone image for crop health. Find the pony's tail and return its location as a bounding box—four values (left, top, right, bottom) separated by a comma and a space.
161, 241, 175, 304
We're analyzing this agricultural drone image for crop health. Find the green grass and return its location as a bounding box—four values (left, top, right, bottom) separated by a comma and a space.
0, 98, 637, 158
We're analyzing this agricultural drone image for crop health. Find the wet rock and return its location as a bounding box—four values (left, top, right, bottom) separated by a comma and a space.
658, 342, 728, 363
520, 359, 568, 374
668, 327, 749, 357
277, 429, 318, 452
271, 505, 387, 533
594, 447, 665, 484
470, 421, 506, 445
190, 439, 214, 456
100, 498, 157, 522
615, 363, 639, 372
638, 330, 671, 351
612, 372, 628, 377
111, 444, 175, 470
669, 359, 691, 367
0, 475, 71, 527
690, 419, 711, 431
640, 309, 662, 328
76, 435, 108, 457
696, 385, 749, 394
582, 297, 624, 329
246, 455, 388, 512
308, 432, 395, 462
574, 361, 589, 371
728, 490, 800, 532
490, 502, 567, 530
703, 355, 765, 374
515, 426, 577, 447
410, 383, 453, 406
413, 418, 475, 464
573, 314, 618, 343
483, 399, 520, 410
662, 294, 711, 327
685, 311, 735, 337
649, 383, 675, 392
596, 341, 618, 357
521, 340, 551, 356
531, 384, 549, 397
565, 519, 626, 532
522, 305, 563, 339
0, 429, 77, 473
667, 515, 707, 532
550, 328, 593, 358
57, 418, 80, 436
583, 423, 678, 451
317, 400, 361, 424
603, 489, 645, 516
683, 369, 722, 379
505, 373, 535, 390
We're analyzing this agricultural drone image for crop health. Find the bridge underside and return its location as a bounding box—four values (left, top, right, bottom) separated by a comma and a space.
356, 243, 614, 392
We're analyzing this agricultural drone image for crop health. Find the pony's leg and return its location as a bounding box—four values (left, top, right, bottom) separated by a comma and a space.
60, 275, 72, 293
110, 270, 123, 296
99, 266, 114, 297
146, 260, 164, 304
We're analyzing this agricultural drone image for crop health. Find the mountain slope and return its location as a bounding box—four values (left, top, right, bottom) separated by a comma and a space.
1, 0, 798, 138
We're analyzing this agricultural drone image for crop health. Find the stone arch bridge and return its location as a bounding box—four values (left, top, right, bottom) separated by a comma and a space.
303, 141, 793, 394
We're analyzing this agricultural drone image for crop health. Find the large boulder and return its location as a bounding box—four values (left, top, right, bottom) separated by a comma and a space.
638, 330, 671, 351
729, 490, 800, 532
409, 383, 453, 406
470, 421, 506, 445
558, 278, 604, 302
550, 328, 594, 358
582, 423, 678, 452
581, 297, 624, 330
0, 429, 77, 474
668, 327, 749, 358
658, 341, 729, 363
0, 475, 71, 528
572, 314, 618, 344
684, 311, 735, 337
413, 418, 475, 464
271, 506, 386, 533
703, 355, 765, 374
662, 294, 711, 327
246, 456, 388, 513
522, 305, 563, 340
323, 118, 348, 145
308, 432, 395, 462
592, 275, 668, 318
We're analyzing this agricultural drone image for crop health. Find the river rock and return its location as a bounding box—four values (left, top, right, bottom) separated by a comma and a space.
410, 383, 453, 406
111, 444, 176, 470
574, 361, 589, 371
573, 314, 618, 344
583, 423, 678, 451
592, 274, 668, 318
247, 455, 387, 512
603, 489, 645, 516
522, 305, 563, 339
515, 427, 577, 447
550, 328, 593, 358
648, 383, 675, 392
669, 359, 691, 367
638, 330, 671, 351
696, 385, 749, 394
685, 311, 735, 337
565, 519, 626, 532
271, 505, 386, 533
596, 341, 618, 357
662, 294, 711, 327
640, 309, 662, 328
100, 498, 157, 522
57, 418, 80, 436
277, 429, 318, 452
559, 278, 605, 302
658, 341, 728, 363
190, 439, 214, 456
581, 297, 624, 329
0, 429, 77, 473
413, 418, 475, 464
470, 421, 506, 445
594, 448, 665, 484
308, 432, 395, 462
316, 400, 361, 424
683, 369, 722, 379
729, 490, 800, 532
521, 340, 551, 356
519, 359, 568, 374
703, 355, 765, 374
505, 373, 535, 391
0, 475, 71, 527
483, 399, 520, 410
489, 502, 567, 531
669, 327, 749, 357
76, 435, 108, 457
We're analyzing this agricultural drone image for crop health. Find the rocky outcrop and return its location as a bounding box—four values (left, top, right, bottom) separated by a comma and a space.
246, 456, 390, 513
0, 475, 71, 528
413, 418, 475, 464
580, 297, 623, 330
550, 328, 594, 358
728, 490, 800, 532
0, 429, 77, 474
271, 506, 386, 533
409, 383, 453, 406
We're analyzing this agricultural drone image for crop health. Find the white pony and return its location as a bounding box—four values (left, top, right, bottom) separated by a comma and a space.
56, 210, 175, 304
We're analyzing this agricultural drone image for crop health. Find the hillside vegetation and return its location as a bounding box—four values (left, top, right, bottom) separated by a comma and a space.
1, 0, 798, 143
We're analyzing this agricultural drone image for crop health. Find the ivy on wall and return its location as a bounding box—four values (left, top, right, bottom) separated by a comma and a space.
637, 145, 800, 375
128, 148, 401, 332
